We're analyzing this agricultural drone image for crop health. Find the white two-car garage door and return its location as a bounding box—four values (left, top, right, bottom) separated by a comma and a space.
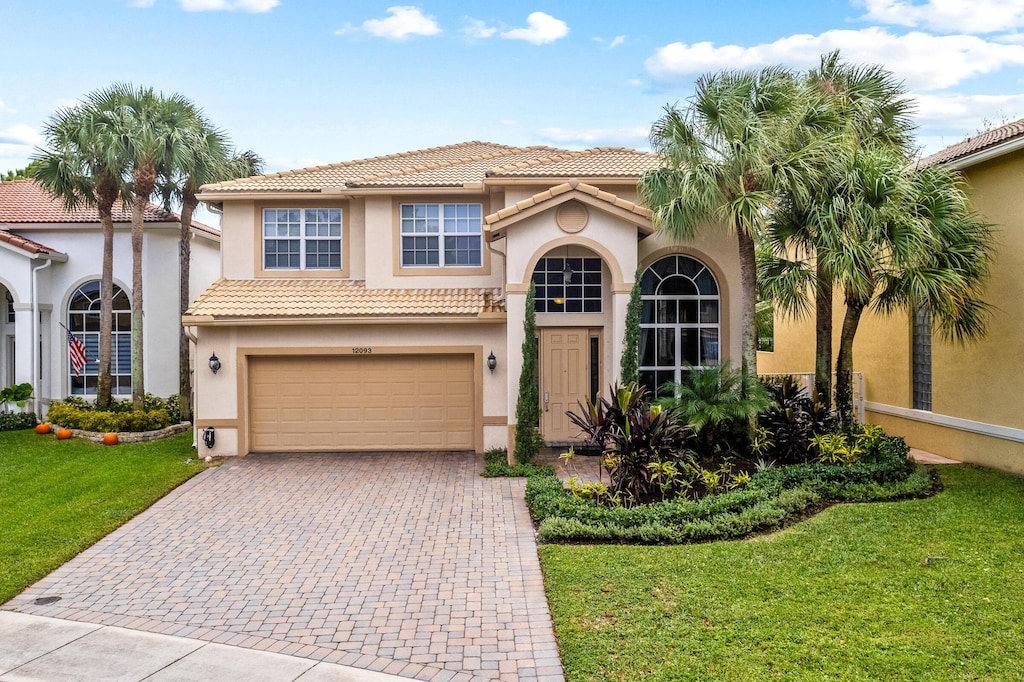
248, 354, 475, 452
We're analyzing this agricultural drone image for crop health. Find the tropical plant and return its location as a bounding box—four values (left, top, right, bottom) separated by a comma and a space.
759, 51, 916, 406
759, 375, 835, 463
620, 269, 642, 384
567, 382, 694, 506
640, 66, 817, 384
514, 282, 542, 464
33, 97, 131, 408
657, 362, 773, 458
0, 382, 33, 412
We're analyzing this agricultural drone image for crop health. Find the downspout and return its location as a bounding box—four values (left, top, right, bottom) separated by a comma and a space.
30, 258, 53, 418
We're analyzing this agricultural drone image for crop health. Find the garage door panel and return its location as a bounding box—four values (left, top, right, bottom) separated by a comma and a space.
249, 354, 475, 452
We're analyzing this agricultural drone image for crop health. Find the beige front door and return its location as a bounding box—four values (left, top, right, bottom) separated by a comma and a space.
540, 328, 594, 442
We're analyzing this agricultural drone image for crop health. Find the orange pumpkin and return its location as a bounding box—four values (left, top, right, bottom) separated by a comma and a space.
102, 433, 119, 446
55, 428, 72, 440
35, 423, 52, 435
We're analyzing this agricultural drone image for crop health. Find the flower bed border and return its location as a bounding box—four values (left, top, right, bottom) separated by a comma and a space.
52, 422, 192, 444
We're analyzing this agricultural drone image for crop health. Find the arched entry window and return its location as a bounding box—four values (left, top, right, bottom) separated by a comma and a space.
639, 255, 720, 394
68, 281, 132, 395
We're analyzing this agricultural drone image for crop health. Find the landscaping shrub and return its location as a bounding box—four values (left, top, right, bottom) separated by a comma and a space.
527, 433, 930, 544
47, 402, 172, 432
758, 375, 835, 463
0, 411, 38, 432
481, 447, 554, 478
513, 283, 542, 465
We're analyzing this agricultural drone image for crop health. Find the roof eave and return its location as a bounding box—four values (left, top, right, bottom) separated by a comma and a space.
941, 136, 1024, 170
182, 313, 506, 326
484, 176, 642, 186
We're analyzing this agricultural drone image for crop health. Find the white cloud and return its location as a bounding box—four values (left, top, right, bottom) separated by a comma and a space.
462, 18, 497, 40
363, 6, 441, 40
645, 27, 1024, 90
128, 0, 155, 7
501, 12, 569, 45
609, 35, 626, 49
499, 119, 518, 126
179, 0, 278, 11
0, 99, 14, 114
859, 0, 1024, 34
0, 124, 42, 147
911, 92, 1024, 128
537, 125, 650, 148
334, 23, 358, 36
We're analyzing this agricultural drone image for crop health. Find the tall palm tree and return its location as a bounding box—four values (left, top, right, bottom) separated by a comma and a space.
97, 84, 196, 410
640, 66, 817, 386
159, 114, 263, 421
32, 98, 129, 409
826, 148, 992, 427
760, 52, 915, 406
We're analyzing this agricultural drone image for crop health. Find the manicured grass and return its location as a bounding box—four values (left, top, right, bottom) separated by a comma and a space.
0, 429, 207, 604
541, 465, 1024, 681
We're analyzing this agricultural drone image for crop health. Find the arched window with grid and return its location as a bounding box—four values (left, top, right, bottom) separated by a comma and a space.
67, 281, 132, 395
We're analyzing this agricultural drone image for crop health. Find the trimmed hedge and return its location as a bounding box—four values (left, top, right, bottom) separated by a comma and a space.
0, 412, 38, 432
46, 402, 171, 433
481, 447, 555, 478
527, 436, 935, 544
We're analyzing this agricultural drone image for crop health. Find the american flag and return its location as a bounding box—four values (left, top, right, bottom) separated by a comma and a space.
68, 330, 88, 377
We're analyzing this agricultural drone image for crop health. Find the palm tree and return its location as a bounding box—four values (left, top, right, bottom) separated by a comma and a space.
826, 148, 992, 427
639, 66, 818, 387
97, 84, 196, 410
759, 52, 915, 406
32, 98, 129, 409
159, 113, 263, 421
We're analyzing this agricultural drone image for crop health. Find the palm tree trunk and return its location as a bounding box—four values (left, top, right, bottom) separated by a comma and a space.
95, 176, 118, 409
130, 165, 155, 411
814, 261, 833, 408
736, 227, 758, 383
178, 192, 196, 422
835, 294, 865, 431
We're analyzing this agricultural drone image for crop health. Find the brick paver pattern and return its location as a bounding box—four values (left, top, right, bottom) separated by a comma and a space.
5, 453, 564, 682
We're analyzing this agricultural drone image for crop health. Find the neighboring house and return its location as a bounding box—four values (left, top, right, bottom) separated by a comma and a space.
0, 179, 221, 415
188, 141, 742, 456
760, 118, 1024, 475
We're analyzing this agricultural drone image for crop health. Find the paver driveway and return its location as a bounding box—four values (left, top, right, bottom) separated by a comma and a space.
4, 452, 564, 682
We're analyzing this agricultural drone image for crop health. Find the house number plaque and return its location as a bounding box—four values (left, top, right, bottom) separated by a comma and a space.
351, 347, 373, 354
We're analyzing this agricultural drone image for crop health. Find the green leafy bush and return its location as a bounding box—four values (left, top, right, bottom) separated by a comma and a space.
0, 382, 33, 411
481, 447, 554, 478
0, 411, 38, 431
46, 402, 172, 432
527, 434, 929, 544
758, 376, 836, 463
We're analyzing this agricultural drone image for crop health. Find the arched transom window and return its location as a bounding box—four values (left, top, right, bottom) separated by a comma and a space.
68, 281, 132, 395
639, 255, 720, 393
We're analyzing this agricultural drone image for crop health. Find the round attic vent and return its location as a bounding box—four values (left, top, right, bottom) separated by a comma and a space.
556, 200, 589, 233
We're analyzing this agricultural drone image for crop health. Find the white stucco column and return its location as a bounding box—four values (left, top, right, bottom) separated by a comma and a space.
12, 304, 33, 387
610, 291, 630, 385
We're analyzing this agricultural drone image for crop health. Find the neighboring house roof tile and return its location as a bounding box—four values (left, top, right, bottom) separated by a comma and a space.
184, 279, 505, 320
199, 142, 658, 193
484, 180, 652, 225
0, 228, 58, 255
0, 179, 219, 236
486, 147, 660, 177
919, 117, 1024, 167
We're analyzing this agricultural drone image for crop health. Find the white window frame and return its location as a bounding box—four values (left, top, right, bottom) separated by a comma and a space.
68, 280, 132, 396
400, 203, 483, 268
262, 208, 343, 271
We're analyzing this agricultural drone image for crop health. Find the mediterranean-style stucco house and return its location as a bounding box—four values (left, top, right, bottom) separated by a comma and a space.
760, 118, 1024, 475
0, 179, 221, 415
188, 142, 742, 456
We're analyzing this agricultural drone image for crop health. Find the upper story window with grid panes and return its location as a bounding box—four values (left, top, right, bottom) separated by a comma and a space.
400, 203, 482, 267
263, 208, 342, 270
532, 257, 603, 313
5, 290, 13, 323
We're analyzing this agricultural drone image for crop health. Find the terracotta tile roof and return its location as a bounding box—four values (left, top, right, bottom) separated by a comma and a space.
919, 117, 1024, 167
184, 279, 505, 321
198, 142, 658, 193
0, 179, 219, 236
484, 180, 652, 225
0, 228, 58, 256
486, 147, 659, 177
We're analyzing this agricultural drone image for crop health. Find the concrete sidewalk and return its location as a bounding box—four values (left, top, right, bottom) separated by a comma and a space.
0, 611, 409, 681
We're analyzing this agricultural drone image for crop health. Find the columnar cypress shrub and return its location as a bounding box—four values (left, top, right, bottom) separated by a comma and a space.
620, 269, 642, 384
514, 282, 542, 464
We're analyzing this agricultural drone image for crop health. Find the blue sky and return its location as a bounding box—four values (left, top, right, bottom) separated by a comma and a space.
2, 0, 1024, 179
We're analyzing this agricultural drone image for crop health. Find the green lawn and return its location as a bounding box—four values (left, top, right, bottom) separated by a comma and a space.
0, 429, 207, 604
541, 465, 1024, 681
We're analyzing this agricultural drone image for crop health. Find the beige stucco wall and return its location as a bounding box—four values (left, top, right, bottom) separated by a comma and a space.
193, 321, 507, 456
760, 149, 1024, 473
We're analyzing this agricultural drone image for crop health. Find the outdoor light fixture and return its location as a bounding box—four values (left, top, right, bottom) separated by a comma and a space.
487, 351, 497, 374
209, 352, 221, 374
561, 245, 575, 282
